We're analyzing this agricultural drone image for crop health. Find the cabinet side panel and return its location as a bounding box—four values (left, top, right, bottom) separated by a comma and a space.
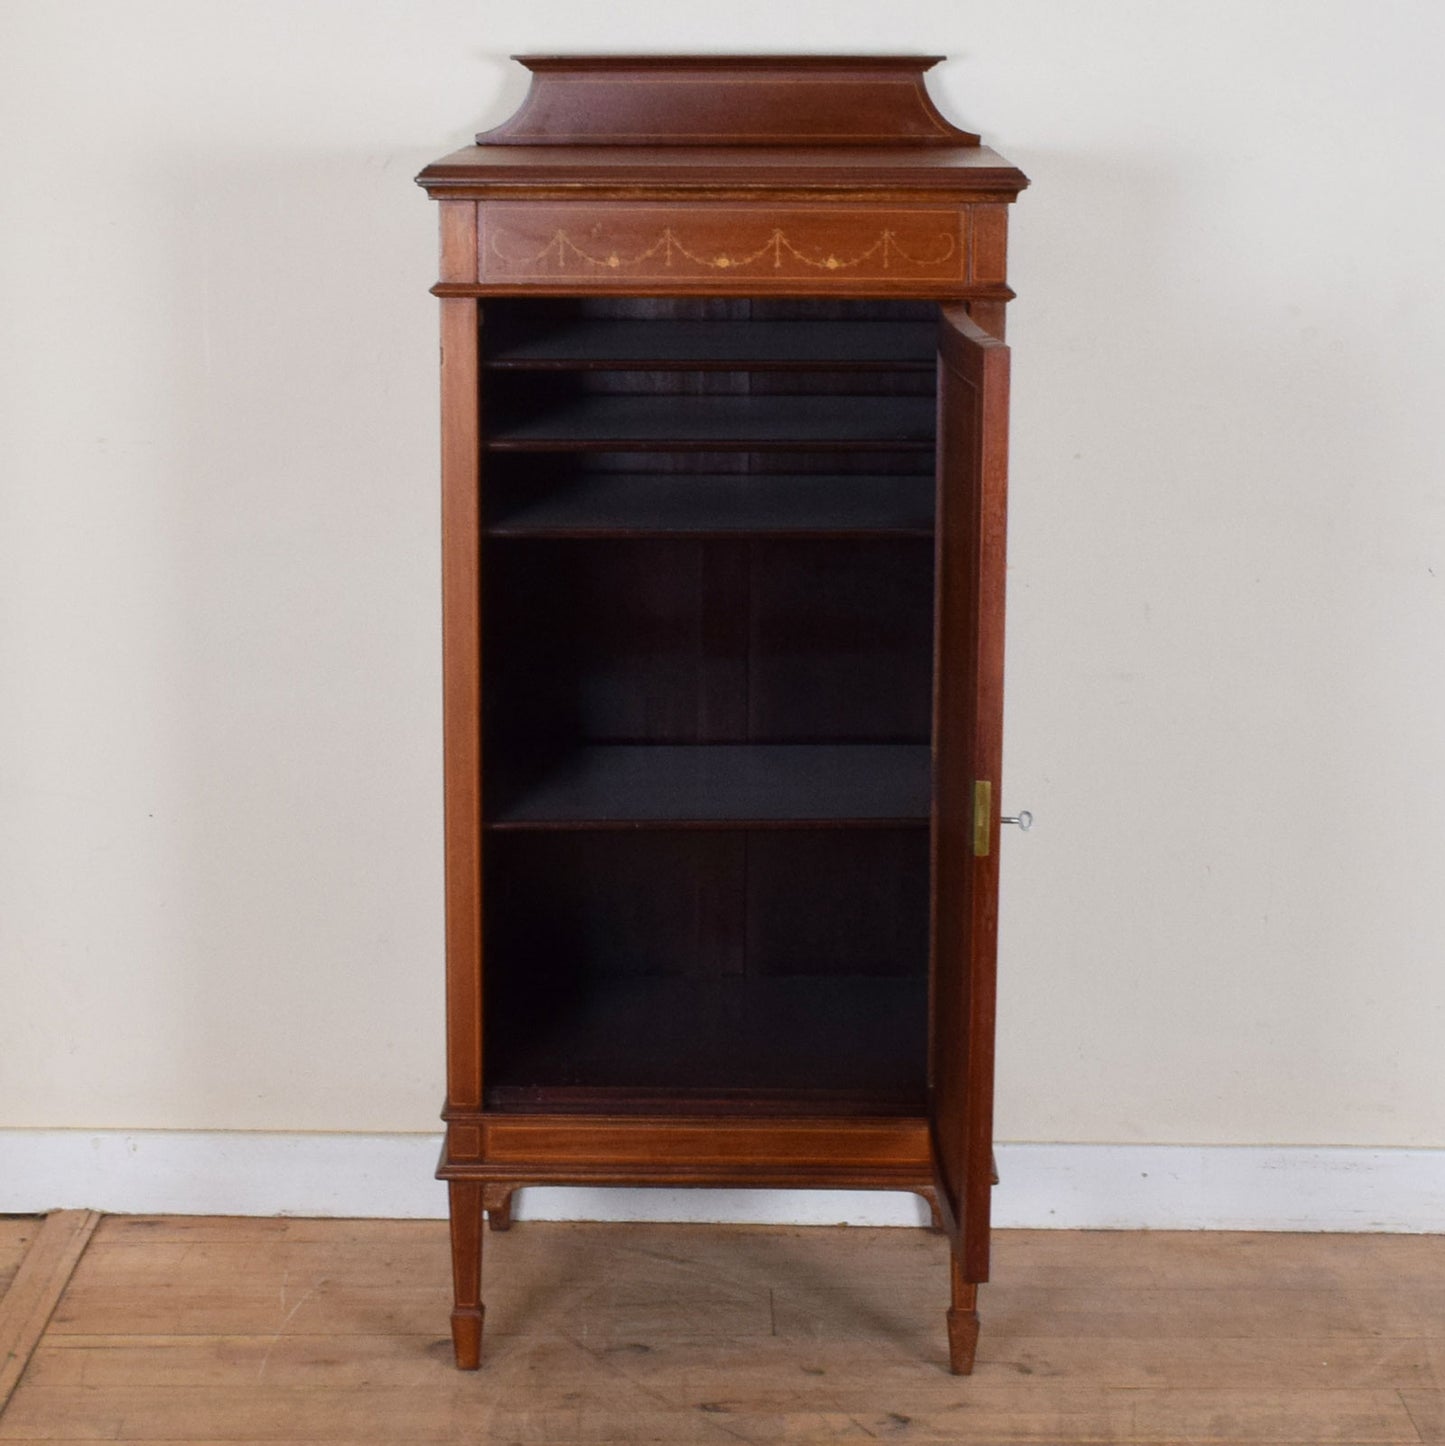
441, 296, 483, 1109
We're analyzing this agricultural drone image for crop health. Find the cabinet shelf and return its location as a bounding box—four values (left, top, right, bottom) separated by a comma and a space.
488, 744, 931, 829
486, 474, 935, 537
485, 319, 937, 371
485, 395, 936, 452
484, 974, 928, 1110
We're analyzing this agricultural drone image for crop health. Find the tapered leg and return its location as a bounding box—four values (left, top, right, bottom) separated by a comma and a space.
946, 1255, 980, 1375
448, 1179, 484, 1369
483, 1184, 515, 1232
919, 1186, 945, 1234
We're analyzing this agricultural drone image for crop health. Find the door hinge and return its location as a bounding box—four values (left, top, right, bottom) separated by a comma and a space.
973, 780, 992, 858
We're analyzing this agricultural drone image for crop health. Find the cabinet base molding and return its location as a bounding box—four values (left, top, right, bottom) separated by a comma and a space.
438, 1119, 938, 1209
442, 1111, 933, 1183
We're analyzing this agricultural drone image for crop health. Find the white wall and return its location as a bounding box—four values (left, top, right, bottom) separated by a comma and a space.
2, 1, 1443, 1153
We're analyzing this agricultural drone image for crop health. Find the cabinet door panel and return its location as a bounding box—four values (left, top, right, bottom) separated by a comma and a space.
930, 304, 1009, 1281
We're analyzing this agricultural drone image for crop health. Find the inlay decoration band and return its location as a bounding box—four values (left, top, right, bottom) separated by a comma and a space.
488, 225, 957, 274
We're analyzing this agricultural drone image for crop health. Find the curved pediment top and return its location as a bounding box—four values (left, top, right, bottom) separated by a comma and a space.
476, 55, 981, 148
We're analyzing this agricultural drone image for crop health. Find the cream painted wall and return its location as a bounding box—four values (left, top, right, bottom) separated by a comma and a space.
2, 1, 1442, 1147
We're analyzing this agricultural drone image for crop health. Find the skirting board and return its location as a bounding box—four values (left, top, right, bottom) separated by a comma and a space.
1, 1131, 1441, 1231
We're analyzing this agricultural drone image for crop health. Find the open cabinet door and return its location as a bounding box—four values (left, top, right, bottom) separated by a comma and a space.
930, 303, 1010, 1286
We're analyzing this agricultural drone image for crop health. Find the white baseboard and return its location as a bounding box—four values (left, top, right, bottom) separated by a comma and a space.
1, 1131, 1441, 1231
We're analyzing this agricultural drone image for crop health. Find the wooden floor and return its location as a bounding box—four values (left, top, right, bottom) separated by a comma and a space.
0, 1214, 1441, 1443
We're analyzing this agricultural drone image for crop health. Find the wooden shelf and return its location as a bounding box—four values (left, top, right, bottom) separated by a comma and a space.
486, 474, 935, 537
485, 395, 936, 452
484, 974, 928, 1107
485, 319, 936, 370
488, 744, 931, 829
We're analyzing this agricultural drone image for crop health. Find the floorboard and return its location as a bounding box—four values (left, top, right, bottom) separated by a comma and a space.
0, 1212, 98, 1412
2, 1218, 1441, 1443
0, 1221, 39, 1304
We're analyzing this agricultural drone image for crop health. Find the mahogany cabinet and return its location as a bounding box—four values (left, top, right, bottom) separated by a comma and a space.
416, 55, 1028, 1374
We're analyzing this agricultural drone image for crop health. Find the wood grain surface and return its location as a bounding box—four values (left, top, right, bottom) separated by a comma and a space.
0, 1221, 39, 1306
473, 56, 980, 149
2, 1217, 1442, 1442
476, 203, 971, 289
0, 1211, 98, 1412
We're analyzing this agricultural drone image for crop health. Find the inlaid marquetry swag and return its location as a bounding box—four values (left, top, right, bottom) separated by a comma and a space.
481, 211, 971, 283
417, 55, 1028, 1377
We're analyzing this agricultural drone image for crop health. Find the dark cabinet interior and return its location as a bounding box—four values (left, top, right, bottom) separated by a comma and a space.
479, 298, 935, 1115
